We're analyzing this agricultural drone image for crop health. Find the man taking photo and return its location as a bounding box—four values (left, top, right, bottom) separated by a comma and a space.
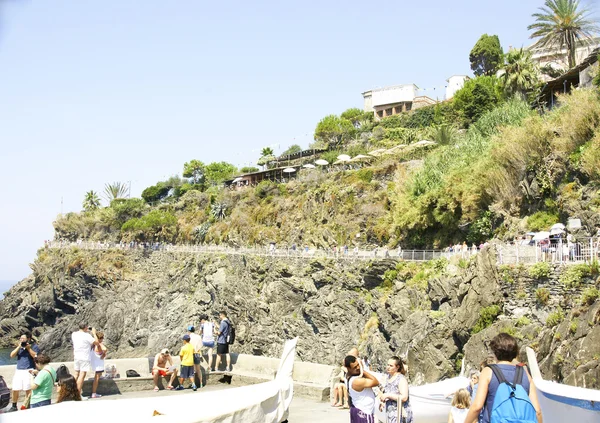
8, 332, 39, 412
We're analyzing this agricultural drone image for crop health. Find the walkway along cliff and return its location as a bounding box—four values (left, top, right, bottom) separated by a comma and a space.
0, 245, 599, 388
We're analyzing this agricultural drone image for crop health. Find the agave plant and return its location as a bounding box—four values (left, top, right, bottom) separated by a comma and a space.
429, 124, 458, 146
103, 182, 129, 202
211, 202, 228, 220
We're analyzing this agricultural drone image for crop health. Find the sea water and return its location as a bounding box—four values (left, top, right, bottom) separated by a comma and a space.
0, 348, 11, 366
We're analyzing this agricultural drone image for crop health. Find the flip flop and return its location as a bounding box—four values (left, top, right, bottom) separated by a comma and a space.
153, 387, 159, 392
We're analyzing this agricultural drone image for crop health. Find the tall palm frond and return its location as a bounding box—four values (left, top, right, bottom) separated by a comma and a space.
82, 190, 101, 211
103, 182, 128, 202
499, 48, 540, 97
528, 0, 600, 69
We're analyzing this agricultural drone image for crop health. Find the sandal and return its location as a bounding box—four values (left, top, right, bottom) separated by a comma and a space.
166, 386, 174, 390
153, 387, 160, 392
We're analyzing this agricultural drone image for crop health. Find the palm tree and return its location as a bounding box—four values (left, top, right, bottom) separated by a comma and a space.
83, 190, 101, 211
528, 0, 600, 69
499, 48, 540, 98
103, 182, 128, 203
261, 147, 274, 157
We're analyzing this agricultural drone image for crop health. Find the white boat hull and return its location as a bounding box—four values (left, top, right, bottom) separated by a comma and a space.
1, 339, 298, 423
526, 347, 600, 423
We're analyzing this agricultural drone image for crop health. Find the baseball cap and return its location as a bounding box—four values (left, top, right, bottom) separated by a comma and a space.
161, 348, 170, 355
182, 334, 191, 341
187, 325, 195, 332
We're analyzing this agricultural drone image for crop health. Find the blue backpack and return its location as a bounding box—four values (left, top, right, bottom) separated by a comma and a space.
489, 364, 538, 423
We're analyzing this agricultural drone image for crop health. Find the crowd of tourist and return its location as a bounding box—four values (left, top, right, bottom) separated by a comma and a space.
5, 311, 234, 412
332, 333, 543, 423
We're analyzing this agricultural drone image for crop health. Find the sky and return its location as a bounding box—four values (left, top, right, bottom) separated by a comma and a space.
0, 0, 591, 282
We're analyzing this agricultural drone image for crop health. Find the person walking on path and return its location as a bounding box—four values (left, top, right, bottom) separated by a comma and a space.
187, 325, 204, 388
152, 349, 178, 391
30, 353, 56, 409
378, 356, 413, 423
200, 315, 216, 372
344, 354, 379, 423
178, 335, 196, 391
464, 333, 543, 423
71, 322, 100, 394
90, 331, 108, 398
215, 311, 232, 372
8, 332, 39, 412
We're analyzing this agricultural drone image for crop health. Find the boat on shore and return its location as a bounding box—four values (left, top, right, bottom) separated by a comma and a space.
526, 347, 600, 423
0, 338, 298, 423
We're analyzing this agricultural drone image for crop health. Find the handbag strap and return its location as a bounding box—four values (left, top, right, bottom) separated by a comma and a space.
43, 368, 55, 384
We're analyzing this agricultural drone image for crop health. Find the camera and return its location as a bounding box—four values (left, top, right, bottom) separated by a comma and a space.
21, 342, 28, 347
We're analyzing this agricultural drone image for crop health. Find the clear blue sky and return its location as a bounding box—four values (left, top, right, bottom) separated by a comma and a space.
0, 0, 584, 281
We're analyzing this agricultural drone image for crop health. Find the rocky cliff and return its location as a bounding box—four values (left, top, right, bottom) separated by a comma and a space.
1, 245, 599, 388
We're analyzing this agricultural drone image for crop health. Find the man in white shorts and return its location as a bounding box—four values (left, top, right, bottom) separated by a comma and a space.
8, 332, 39, 412
72, 322, 100, 393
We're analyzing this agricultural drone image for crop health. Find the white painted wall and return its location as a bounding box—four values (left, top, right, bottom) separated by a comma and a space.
370, 84, 418, 107
446, 75, 469, 100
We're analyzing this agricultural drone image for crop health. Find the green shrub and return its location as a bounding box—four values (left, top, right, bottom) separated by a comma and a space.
472, 304, 502, 334
526, 211, 559, 232
255, 181, 278, 199
536, 288, 550, 305
569, 321, 578, 334
453, 76, 503, 124
546, 308, 564, 327
141, 182, 172, 203
110, 198, 146, 224
528, 262, 552, 279
580, 287, 599, 306
559, 264, 591, 288
499, 265, 515, 284
430, 310, 446, 319
516, 316, 531, 327
121, 209, 178, 241
356, 169, 373, 183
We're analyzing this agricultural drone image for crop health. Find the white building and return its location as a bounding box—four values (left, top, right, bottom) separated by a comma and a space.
445, 75, 470, 100
362, 84, 422, 120
529, 36, 600, 80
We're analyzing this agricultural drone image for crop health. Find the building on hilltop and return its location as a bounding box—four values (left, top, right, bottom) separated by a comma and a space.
363, 84, 433, 120
529, 36, 600, 81
538, 47, 599, 109
445, 75, 470, 100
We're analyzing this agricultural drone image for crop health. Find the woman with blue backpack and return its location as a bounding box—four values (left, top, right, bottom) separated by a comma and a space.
464, 333, 543, 423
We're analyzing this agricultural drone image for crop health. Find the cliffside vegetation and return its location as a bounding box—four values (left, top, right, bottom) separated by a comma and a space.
54, 88, 600, 250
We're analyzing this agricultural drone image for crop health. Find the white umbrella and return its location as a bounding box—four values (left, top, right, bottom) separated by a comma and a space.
283, 167, 296, 173
333, 160, 343, 165
302, 164, 316, 169
550, 227, 565, 235
532, 231, 551, 241
368, 149, 387, 157
336, 154, 351, 162
350, 154, 371, 162
315, 159, 329, 166
550, 223, 566, 231
232, 177, 243, 183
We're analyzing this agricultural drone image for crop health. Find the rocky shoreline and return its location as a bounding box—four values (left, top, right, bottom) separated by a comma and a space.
0, 246, 598, 388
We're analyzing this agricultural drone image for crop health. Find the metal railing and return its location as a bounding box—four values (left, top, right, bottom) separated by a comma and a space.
45, 239, 600, 265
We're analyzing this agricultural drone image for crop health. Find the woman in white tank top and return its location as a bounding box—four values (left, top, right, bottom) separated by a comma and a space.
344, 355, 378, 423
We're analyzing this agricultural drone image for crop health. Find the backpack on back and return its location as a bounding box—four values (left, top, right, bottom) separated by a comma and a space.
226, 320, 236, 345
489, 364, 538, 423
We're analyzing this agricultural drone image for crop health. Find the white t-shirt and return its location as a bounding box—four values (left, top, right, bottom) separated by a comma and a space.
189, 332, 203, 352
202, 322, 214, 342
450, 407, 469, 423
72, 331, 95, 361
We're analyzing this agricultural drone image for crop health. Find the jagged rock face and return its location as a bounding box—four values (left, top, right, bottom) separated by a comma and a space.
1, 247, 599, 388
